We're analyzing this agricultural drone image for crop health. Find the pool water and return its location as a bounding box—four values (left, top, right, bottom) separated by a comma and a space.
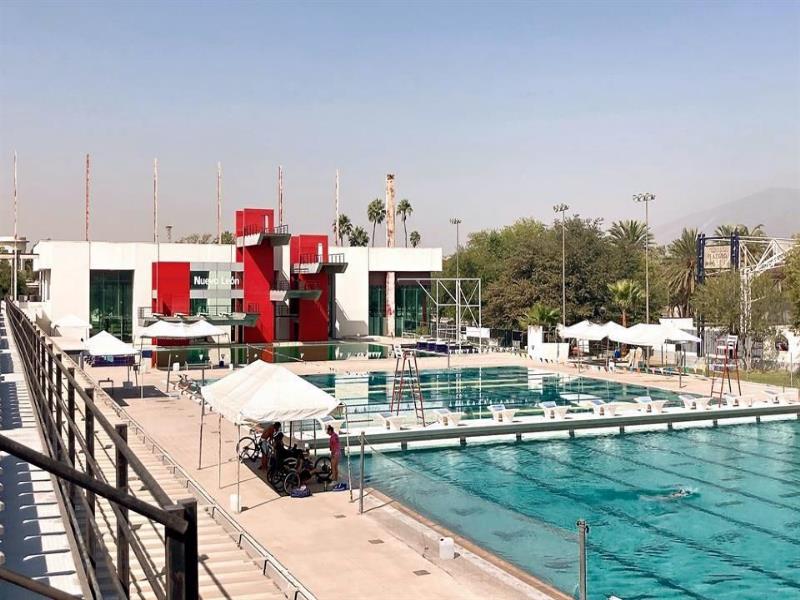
305, 365, 683, 427
362, 420, 800, 599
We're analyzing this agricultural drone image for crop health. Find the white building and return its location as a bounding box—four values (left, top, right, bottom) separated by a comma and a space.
32, 240, 442, 342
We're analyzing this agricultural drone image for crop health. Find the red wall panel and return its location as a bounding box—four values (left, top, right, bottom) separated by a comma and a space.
151, 262, 190, 316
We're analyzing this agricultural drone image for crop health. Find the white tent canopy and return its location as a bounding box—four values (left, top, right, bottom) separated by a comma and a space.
608, 323, 700, 347
138, 319, 225, 339
86, 331, 139, 357
53, 314, 91, 329
201, 360, 339, 425
560, 320, 607, 341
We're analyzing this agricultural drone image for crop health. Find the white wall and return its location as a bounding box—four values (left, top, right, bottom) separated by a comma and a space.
366, 246, 442, 272
33, 240, 236, 337
333, 247, 369, 337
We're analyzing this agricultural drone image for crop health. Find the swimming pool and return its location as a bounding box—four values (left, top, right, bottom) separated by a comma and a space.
304, 365, 684, 427
362, 420, 800, 599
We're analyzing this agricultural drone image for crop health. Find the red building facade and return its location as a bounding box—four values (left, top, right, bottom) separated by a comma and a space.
150, 207, 346, 344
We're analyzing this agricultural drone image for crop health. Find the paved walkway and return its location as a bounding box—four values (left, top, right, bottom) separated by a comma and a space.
0, 302, 82, 598
84, 360, 558, 600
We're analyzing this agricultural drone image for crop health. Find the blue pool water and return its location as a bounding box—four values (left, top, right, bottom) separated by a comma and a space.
362, 421, 800, 599
305, 365, 684, 428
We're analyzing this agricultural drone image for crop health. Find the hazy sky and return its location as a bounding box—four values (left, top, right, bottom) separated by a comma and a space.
1, 1, 798, 248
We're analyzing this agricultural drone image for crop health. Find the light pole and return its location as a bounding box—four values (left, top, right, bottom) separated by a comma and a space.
632, 193, 655, 323
450, 218, 462, 343
553, 204, 569, 325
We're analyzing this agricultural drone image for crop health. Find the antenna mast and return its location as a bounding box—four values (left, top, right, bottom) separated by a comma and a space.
12, 151, 18, 301
217, 162, 222, 243
278, 165, 284, 226
85, 153, 90, 241
335, 169, 340, 244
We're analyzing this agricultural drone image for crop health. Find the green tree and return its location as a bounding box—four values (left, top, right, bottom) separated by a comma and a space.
714, 224, 765, 237
607, 220, 652, 250
333, 214, 353, 245
519, 304, 560, 329
396, 199, 413, 247
0, 262, 28, 298
692, 271, 741, 333
367, 198, 386, 247
220, 230, 235, 244
665, 228, 698, 317
607, 279, 643, 327
349, 226, 369, 247
179, 233, 215, 243
409, 230, 421, 248
786, 242, 800, 332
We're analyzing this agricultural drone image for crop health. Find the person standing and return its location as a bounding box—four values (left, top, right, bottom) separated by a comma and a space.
327, 425, 341, 482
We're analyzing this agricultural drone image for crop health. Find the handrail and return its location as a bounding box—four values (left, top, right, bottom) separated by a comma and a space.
240, 223, 289, 237
8, 302, 173, 508
0, 566, 79, 600
5, 299, 199, 599
294, 252, 346, 265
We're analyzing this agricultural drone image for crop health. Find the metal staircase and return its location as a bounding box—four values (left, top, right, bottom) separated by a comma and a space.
389, 346, 426, 425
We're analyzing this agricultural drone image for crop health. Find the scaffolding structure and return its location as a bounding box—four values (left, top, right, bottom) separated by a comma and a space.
397, 277, 482, 349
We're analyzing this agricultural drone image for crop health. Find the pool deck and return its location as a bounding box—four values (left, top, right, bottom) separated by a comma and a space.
82, 351, 798, 600
84, 357, 567, 600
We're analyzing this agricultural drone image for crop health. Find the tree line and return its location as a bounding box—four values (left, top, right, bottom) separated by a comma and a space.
333, 198, 420, 247
440, 217, 800, 339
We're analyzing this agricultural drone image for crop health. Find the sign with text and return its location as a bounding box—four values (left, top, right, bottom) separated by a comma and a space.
190, 270, 241, 289
704, 244, 731, 270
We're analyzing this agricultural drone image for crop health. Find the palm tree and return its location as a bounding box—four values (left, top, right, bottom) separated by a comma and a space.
519, 304, 560, 329
396, 199, 413, 247
608, 220, 652, 249
607, 279, 643, 327
367, 198, 386, 247
666, 228, 698, 317
332, 214, 352, 245
714, 223, 765, 238
409, 230, 421, 248
349, 226, 369, 247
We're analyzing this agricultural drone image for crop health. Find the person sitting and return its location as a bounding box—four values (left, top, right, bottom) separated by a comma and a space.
273, 432, 303, 471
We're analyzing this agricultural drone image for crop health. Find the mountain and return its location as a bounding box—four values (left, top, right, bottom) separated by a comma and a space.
654, 188, 799, 242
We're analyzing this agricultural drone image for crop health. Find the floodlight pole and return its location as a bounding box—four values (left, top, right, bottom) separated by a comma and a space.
633, 193, 655, 323
553, 204, 569, 325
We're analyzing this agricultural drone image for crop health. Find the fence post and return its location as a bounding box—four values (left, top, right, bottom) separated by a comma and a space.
55, 354, 63, 461
359, 432, 365, 515
577, 519, 589, 600
165, 499, 198, 600
85, 388, 96, 568
67, 367, 76, 503
115, 423, 130, 598
47, 344, 54, 413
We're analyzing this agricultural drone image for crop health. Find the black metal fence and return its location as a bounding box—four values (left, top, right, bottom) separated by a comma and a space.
2, 299, 198, 599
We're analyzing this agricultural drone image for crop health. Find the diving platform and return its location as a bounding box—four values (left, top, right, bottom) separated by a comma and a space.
236, 224, 291, 248
291, 253, 348, 275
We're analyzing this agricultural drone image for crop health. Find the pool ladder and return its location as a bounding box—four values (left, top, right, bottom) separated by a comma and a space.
389, 347, 426, 425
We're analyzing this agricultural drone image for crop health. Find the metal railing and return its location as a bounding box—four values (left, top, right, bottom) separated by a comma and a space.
294, 252, 346, 265
272, 275, 321, 291
240, 223, 289, 237
4, 299, 199, 599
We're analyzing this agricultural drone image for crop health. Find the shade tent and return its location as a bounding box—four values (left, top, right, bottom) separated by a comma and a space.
138, 319, 225, 339
560, 320, 607, 341
607, 323, 699, 347
86, 331, 139, 357
201, 360, 339, 425
53, 314, 91, 329
198, 360, 342, 511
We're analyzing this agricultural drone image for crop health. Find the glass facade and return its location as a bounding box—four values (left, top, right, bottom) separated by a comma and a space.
89, 270, 134, 341
395, 286, 427, 336
368, 285, 385, 336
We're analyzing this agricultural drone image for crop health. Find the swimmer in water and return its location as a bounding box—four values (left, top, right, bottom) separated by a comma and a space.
669, 488, 692, 499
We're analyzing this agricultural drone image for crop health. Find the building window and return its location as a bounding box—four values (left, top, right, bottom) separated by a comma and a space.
368, 285, 385, 336
395, 286, 428, 337
89, 270, 134, 342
